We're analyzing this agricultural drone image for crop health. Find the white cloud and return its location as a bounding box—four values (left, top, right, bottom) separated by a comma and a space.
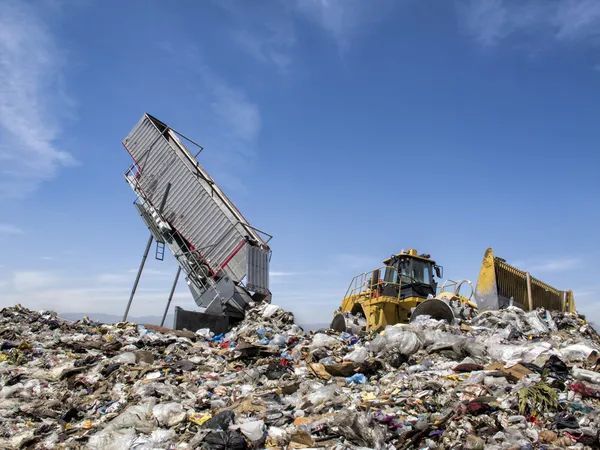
0, 224, 24, 234
214, 1, 296, 72
528, 257, 581, 273
209, 82, 261, 147
292, 0, 397, 52
269, 271, 297, 277
2, 268, 195, 316
13, 271, 60, 292
458, 0, 600, 48
231, 25, 295, 72
96, 273, 131, 284
128, 268, 172, 278
0, 0, 76, 198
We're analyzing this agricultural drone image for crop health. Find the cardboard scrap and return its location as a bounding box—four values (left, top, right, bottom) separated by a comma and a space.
485, 362, 533, 381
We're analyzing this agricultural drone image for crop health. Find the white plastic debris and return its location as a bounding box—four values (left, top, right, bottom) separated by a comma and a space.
308, 333, 339, 348
239, 419, 265, 441
152, 402, 186, 428
343, 345, 368, 363
262, 304, 281, 318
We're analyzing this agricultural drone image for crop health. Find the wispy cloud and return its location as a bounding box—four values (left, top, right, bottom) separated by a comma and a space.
292, 0, 397, 52
574, 285, 600, 299
218, 0, 397, 69
127, 268, 173, 278
0, 224, 24, 234
0, 0, 76, 198
213, 1, 296, 72
529, 257, 581, 273
13, 271, 61, 292
2, 268, 194, 316
510, 256, 582, 273
457, 0, 600, 48
269, 271, 298, 277
230, 22, 295, 72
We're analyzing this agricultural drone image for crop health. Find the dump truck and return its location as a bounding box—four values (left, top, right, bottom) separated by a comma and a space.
122, 113, 273, 333
331, 247, 576, 333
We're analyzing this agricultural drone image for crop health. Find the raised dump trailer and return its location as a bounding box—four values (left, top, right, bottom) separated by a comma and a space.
475, 248, 576, 313
123, 113, 272, 332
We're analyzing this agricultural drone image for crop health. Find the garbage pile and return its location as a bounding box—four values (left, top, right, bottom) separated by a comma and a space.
1, 303, 600, 449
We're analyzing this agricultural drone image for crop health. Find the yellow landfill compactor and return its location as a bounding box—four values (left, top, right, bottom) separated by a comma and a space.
330, 247, 576, 333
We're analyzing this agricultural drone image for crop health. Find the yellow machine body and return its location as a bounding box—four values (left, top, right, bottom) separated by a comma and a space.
475, 248, 576, 313
332, 247, 576, 333
332, 249, 472, 332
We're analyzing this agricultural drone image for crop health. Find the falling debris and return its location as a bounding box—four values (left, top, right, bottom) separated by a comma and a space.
1, 303, 600, 449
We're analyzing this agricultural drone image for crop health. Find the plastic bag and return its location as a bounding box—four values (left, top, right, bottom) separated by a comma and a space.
104, 402, 156, 434
203, 410, 235, 430
335, 412, 388, 449
269, 334, 287, 347
152, 402, 186, 427
546, 311, 558, 332
111, 352, 137, 365
267, 426, 290, 445
262, 305, 280, 318
131, 429, 176, 449
237, 384, 254, 396
196, 328, 212, 339
343, 346, 368, 363
423, 330, 461, 349
560, 344, 597, 362
88, 428, 137, 450
383, 327, 422, 355
524, 311, 549, 335
238, 420, 264, 442
368, 335, 386, 354
202, 430, 248, 450
308, 333, 339, 348
465, 371, 487, 385
307, 385, 338, 406
407, 360, 433, 373
345, 373, 366, 384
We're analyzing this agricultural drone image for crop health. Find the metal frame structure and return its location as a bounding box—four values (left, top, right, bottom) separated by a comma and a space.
122, 113, 273, 331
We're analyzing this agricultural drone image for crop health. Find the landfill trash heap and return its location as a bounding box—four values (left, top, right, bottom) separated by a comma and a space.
2, 305, 600, 449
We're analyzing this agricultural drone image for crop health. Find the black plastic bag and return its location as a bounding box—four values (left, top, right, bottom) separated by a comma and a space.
543, 355, 570, 381
203, 410, 235, 431
202, 431, 248, 450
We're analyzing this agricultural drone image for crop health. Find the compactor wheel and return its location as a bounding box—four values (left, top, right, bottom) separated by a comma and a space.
410, 298, 456, 324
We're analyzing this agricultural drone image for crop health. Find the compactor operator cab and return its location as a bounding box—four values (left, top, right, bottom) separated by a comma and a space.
382, 249, 443, 300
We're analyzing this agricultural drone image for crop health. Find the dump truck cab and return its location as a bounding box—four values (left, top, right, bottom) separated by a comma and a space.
383, 249, 442, 301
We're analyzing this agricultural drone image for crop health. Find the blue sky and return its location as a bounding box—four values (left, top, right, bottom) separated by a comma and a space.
0, 0, 599, 325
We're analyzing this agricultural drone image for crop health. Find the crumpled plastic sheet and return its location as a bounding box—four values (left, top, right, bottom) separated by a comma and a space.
560, 344, 597, 362
343, 345, 368, 363
308, 333, 339, 348
88, 428, 137, 450
383, 326, 422, 355
334, 412, 388, 449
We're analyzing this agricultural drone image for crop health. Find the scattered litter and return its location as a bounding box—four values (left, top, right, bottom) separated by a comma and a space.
1, 303, 600, 448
